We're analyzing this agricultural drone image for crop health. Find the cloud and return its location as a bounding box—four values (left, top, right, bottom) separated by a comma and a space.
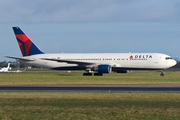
0, 0, 180, 23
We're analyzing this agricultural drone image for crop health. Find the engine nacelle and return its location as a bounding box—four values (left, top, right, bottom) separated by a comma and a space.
94, 65, 112, 73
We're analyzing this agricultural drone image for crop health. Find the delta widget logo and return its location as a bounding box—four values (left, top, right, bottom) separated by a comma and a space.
129, 55, 133, 59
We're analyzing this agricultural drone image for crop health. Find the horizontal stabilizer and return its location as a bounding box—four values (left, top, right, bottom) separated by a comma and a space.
5, 56, 34, 61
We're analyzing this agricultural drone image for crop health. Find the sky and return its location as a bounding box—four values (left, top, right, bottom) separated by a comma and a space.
1, 0, 180, 61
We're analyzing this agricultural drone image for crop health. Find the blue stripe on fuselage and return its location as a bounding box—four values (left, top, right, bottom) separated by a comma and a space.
52, 67, 162, 71
52, 66, 86, 70
112, 67, 161, 71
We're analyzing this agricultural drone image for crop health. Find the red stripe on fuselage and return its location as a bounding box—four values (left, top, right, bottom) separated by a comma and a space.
16, 35, 32, 56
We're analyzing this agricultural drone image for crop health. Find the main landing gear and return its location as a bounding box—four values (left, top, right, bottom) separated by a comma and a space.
83, 69, 103, 76
160, 70, 164, 76
83, 73, 92, 76
83, 73, 103, 76
94, 73, 103, 76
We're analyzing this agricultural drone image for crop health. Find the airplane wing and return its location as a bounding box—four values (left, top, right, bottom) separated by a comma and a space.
4, 56, 34, 61
41, 58, 97, 66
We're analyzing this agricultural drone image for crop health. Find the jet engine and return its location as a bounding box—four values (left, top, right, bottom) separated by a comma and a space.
94, 65, 112, 73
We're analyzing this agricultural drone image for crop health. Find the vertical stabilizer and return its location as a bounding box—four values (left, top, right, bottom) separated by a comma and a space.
12, 27, 43, 56
7, 63, 10, 69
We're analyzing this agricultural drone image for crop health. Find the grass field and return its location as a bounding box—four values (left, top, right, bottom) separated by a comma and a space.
0, 92, 180, 120
0, 69, 180, 119
0, 69, 179, 85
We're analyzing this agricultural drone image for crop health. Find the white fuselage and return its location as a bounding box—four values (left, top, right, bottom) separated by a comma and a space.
21, 53, 176, 70
0, 68, 9, 73
0, 63, 10, 73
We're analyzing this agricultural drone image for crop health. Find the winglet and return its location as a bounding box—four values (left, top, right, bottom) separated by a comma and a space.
12, 27, 44, 56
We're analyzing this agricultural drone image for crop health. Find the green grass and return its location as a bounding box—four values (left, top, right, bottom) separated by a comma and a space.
0, 69, 179, 85
0, 92, 180, 120
0, 70, 180, 119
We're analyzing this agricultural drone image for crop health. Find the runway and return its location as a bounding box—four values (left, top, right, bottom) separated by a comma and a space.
0, 85, 180, 92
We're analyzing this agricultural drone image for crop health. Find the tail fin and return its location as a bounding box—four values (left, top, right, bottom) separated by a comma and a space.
12, 27, 43, 56
7, 63, 10, 69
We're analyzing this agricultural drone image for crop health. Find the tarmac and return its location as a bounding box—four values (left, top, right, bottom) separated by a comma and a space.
0, 85, 180, 92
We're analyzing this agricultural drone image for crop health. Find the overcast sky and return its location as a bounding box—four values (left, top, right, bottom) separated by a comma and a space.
1, 0, 180, 61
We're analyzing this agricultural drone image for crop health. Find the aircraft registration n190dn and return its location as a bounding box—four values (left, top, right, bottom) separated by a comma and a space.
5, 27, 176, 76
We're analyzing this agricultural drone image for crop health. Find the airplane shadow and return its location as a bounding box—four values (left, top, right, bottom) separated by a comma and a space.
58, 73, 75, 76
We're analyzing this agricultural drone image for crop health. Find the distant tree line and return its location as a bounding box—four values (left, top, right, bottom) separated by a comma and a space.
0, 61, 39, 69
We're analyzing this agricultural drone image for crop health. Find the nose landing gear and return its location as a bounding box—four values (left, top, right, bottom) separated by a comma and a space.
160, 69, 164, 76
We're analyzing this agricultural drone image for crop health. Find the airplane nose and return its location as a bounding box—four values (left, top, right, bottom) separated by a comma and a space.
172, 60, 177, 66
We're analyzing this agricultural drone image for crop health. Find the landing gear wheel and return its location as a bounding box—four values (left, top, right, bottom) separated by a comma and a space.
83, 73, 92, 76
94, 73, 103, 76
160, 72, 164, 76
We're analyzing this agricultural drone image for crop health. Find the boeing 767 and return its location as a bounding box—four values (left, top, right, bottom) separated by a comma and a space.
5, 27, 176, 76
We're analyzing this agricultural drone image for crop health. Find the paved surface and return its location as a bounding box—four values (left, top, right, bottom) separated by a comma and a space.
0, 85, 180, 92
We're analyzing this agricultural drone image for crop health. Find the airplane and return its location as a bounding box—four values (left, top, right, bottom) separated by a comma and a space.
12, 70, 22, 73
5, 27, 177, 76
0, 63, 11, 73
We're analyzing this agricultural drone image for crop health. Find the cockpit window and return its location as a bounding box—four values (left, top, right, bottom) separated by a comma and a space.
165, 57, 172, 60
